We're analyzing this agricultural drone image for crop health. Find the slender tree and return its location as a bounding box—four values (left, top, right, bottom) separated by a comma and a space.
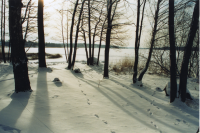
169, 0, 177, 103
66, 3, 69, 62
179, 0, 199, 102
61, 5, 67, 62
71, 0, 86, 69
68, 0, 79, 69
97, 17, 107, 65
38, 0, 46, 67
103, 0, 112, 78
1, 0, 6, 63
81, 14, 89, 65
91, 5, 104, 64
132, 0, 140, 83
9, 0, 32, 93
138, 0, 162, 81
88, 0, 92, 65
133, 0, 147, 83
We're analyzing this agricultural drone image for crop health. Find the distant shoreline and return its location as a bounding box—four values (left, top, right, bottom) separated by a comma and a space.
0, 42, 198, 51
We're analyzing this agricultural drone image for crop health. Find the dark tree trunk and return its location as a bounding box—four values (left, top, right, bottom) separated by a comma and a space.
38, 0, 46, 67
71, 0, 85, 69
9, 0, 31, 93
81, 15, 89, 65
92, 7, 103, 65
68, 0, 79, 69
179, 0, 199, 102
104, 0, 112, 78
169, 0, 177, 103
88, 0, 92, 65
133, 0, 140, 83
66, 9, 69, 62
138, 0, 161, 81
97, 17, 107, 65
1, 0, 6, 63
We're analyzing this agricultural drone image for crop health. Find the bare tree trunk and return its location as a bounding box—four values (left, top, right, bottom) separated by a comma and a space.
61, 7, 67, 62
23, 3, 31, 45
38, 0, 46, 67
92, 6, 103, 65
179, 0, 199, 102
9, 0, 31, 93
68, 0, 79, 69
71, 0, 86, 69
1, 0, 6, 63
88, 0, 92, 65
169, 0, 177, 103
97, 17, 107, 65
138, 0, 161, 81
104, 0, 112, 78
81, 15, 89, 65
66, 7, 69, 62
133, 0, 140, 83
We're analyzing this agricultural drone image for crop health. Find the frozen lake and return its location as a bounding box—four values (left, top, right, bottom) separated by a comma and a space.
25, 48, 150, 63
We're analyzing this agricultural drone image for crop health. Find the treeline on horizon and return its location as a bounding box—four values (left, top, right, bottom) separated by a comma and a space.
0, 41, 197, 51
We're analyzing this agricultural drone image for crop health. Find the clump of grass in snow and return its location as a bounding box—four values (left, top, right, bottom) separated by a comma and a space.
111, 57, 135, 74
26, 53, 62, 60
110, 56, 146, 75
46, 53, 62, 59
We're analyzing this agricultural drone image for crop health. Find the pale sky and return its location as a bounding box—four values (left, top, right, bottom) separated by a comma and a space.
2, 0, 151, 48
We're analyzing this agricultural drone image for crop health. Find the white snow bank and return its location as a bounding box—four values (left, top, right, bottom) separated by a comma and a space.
0, 62, 198, 133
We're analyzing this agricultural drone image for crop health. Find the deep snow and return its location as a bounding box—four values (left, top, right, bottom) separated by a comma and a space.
0, 61, 199, 133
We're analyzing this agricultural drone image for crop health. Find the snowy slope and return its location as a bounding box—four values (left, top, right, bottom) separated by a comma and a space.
0, 62, 199, 133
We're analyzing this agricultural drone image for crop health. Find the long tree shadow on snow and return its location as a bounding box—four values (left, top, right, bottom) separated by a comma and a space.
0, 91, 31, 133
70, 71, 162, 132
81, 64, 198, 121
109, 78, 199, 126
27, 67, 53, 133
71, 69, 198, 132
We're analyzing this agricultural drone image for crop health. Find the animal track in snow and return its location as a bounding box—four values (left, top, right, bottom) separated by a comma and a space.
52, 95, 59, 98
81, 90, 86, 95
147, 109, 153, 116
87, 99, 91, 105
102, 120, 108, 124
174, 119, 189, 126
94, 114, 108, 125
151, 121, 158, 129
94, 114, 99, 118
183, 120, 187, 124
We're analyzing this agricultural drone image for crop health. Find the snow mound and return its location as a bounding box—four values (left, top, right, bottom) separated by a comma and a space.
74, 68, 81, 73
155, 87, 163, 92
164, 82, 193, 100
53, 78, 60, 82
135, 80, 143, 87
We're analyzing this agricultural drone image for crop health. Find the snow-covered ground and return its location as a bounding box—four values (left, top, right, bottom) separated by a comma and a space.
0, 61, 199, 133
